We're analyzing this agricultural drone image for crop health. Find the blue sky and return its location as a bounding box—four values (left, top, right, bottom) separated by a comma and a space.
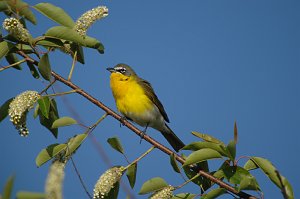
0, 0, 299, 198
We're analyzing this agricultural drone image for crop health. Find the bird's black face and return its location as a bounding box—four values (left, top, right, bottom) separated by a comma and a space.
106, 64, 136, 77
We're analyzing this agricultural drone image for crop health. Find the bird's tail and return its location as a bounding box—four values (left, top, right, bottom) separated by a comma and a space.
160, 124, 185, 152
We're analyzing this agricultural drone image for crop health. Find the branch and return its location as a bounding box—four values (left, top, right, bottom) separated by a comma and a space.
18, 51, 257, 199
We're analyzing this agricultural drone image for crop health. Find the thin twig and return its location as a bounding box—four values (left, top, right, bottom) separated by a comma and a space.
68, 51, 77, 81
0, 59, 27, 72
70, 157, 92, 199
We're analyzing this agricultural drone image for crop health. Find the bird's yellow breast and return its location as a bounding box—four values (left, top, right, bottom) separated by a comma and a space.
109, 73, 153, 116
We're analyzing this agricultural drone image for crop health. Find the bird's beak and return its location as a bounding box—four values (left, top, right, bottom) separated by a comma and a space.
106, 67, 115, 73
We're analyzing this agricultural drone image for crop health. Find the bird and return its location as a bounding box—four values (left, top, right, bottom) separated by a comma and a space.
107, 63, 185, 152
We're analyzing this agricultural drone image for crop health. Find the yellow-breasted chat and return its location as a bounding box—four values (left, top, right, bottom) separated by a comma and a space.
106, 63, 185, 152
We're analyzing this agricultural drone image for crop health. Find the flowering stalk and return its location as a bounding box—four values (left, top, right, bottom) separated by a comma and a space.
2, 17, 31, 42
93, 166, 125, 199
74, 6, 108, 38
45, 160, 66, 199
8, 90, 40, 136
150, 186, 175, 199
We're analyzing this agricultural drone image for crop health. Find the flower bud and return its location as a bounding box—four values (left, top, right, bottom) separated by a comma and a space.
150, 186, 174, 199
3, 17, 30, 42
74, 6, 108, 38
93, 166, 124, 199
8, 90, 40, 136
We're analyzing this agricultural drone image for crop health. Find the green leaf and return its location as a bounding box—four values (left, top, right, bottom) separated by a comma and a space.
38, 54, 51, 81
7, 0, 37, 25
244, 159, 259, 171
35, 37, 64, 48
239, 174, 260, 191
170, 153, 180, 173
234, 121, 238, 143
139, 177, 168, 195
172, 193, 196, 199
39, 99, 59, 138
65, 134, 87, 157
0, 2, 8, 12
0, 98, 13, 123
33, 104, 39, 119
182, 141, 227, 156
249, 156, 294, 198
191, 132, 225, 146
183, 148, 222, 166
226, 140, 236, 161
70, 43, 85, 64
51, 116, 77, 128
35, 144, 67, 167
126, 163, 137, 189
37, 97, 50, 119
33, 3, 75, 28
202, 188, 227, 199
26, 61, 40, 79
16, 192, 45, 199
45, 26, 85, 45
3, 175, 15, 199
0, 41, 14, 59
5, 53, 22, 70
107, 137, 124, 154
44, 26, 103, 49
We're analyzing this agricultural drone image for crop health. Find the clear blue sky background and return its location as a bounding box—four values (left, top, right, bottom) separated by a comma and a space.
0, 0, 299, 198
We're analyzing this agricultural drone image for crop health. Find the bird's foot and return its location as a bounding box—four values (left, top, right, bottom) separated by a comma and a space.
119, 116, 127, 127
139, 126, 148, 144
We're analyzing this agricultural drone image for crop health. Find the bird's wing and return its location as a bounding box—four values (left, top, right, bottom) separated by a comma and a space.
138, 78, 170, 123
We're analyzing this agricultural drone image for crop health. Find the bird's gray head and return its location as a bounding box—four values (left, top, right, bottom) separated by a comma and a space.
106, 63, 136, 77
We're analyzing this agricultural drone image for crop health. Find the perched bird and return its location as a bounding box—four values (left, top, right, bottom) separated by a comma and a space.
107, 63, 185, 152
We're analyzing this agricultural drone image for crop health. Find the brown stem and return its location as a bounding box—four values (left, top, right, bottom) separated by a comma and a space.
17, 51, 257, 199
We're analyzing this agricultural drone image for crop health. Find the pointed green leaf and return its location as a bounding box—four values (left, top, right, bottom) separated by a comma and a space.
37, 96, 50, 119
33, 3, 75, 28
234, 121, 238, 144
35, 143, 67, 167
70, 43, 85, 64
0, 41, 14, 59
39, 99, 59, 138
170, 153, 180, 173
126, 163, 137, 188
191, 132, 225, 146
5, 53, 22, 70
226, 140, 236, 161
16, 192, 45, 199
33, 104, 39, 119
35, 37, 64, 48
0, 98, 13, 123
3, 175, 15, 199
183, 148, 222, 166
65, 134, 87, 157
26, 62, 40, 79
250, 156, 294, 198
83, 36, 102, 49
107, 137, 124, 154
244, 159, 259, 171
7, 0, 37, 24
139, 177, 168, 195
182, 141, 227, 156
202, 188, 227, 199
172, 193, 196, 199
51, 117, 77, 128
38, 54, 51, 81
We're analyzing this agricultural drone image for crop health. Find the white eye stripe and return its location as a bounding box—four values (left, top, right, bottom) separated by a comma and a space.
115, 67, 126, 73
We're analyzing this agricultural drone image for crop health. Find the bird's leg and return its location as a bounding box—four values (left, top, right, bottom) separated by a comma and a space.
139, 124, 149, 144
